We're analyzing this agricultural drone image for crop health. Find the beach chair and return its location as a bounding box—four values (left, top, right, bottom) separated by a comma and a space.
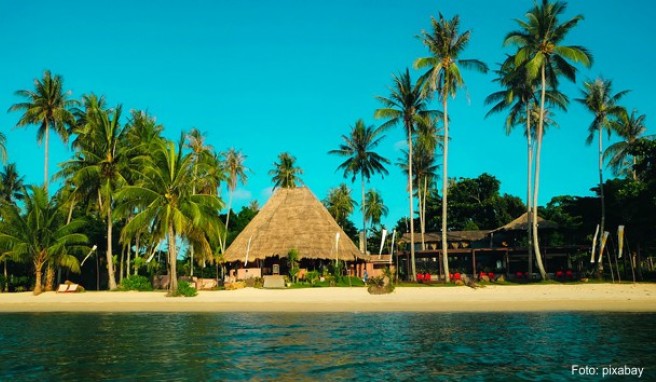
57, 284, 69, 293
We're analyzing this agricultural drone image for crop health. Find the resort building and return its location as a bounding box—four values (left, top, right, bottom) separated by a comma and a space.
397, 212, 587, 280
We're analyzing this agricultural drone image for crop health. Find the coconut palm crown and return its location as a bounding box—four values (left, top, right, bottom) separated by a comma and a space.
8, 70, 77, 190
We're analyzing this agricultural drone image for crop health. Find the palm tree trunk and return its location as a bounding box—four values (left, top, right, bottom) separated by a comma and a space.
532, 65, 548, 280
191, 176, 197, 276
33, 259, 44, 295
223, 190, 234, 253
441, 98, 451, 282
119, 243, 126, 283
45, 264, 55, 291
106, 204, 118, 290
3, 260, 8, 292
526, 102, 533, 277
421, 176, 427, 251
361, 174, 367, 254
597, 126, 606, 273
407, 125, 417, 281
168, 225, 179, 294
134, 233, 141, 276
44, 121, 49, 191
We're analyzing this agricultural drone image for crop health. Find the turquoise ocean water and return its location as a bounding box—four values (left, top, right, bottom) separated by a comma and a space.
0, 312, 653, 381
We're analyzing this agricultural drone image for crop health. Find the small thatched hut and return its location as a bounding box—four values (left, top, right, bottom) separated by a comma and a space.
492, 212, 558, 232
223, 187, 367, 278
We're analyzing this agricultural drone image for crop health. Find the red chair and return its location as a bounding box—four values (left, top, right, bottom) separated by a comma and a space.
424, 273, 431, 282
454, 273, 462, 281
516, 271, 524, 280
556, 271, 564, 279
416, 273, 424, 282
479, 271, 487, 280
566, 270, 574, 280
488, 272, 495, 281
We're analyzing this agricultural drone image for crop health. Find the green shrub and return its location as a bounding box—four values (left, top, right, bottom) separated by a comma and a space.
119, 275, 153, 291
172, 280, 197, 297
244, 277, 263, 288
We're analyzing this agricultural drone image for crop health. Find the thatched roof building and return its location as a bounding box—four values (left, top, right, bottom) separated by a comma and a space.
223, 187, 367, 262
492, 212, 558, 232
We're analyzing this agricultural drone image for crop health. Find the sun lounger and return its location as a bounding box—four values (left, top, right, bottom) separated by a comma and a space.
57, 283, 80, 293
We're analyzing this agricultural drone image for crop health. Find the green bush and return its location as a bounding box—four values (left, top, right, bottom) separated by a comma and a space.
172, 280, 197, 297
119, 275, 153, 291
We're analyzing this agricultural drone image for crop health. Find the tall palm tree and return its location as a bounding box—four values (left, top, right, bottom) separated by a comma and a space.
606, 110, 652, 180
505, 0, 592, 279
0, 186, 88, 295
415, 13, 489, 282
115, 138, 223, 295
57, 106, 134, 290
485, 56, 566, 276
269, 152, 303, 189
324, 184, 357, 228
221, 148, 248, 253
414, 116, 442, 250
364, 189, 388, 228
329, 119, 389, 253
8, 71, 77, 191
577, 78, 628, 267
374, 69, 438, 281
184, 128, 214, 275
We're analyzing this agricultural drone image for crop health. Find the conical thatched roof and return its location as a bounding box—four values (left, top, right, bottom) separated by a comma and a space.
223, 187, 367, 262
493, 212, 558, 232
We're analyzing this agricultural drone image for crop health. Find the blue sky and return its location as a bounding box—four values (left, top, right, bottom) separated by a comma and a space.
1, 1, 654, 229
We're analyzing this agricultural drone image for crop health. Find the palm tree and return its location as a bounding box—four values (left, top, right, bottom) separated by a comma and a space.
329, 119, 389, 253
414, 116, 442, 250
364, 189, 388, 228
0, 186, 88, 295
374, 69, 438, 281
577, 78, 628, 267
505, 0, 592, 279
221, 148, 248, 253
184, 128, 214, 275
9, 71, 77, 191
57, 106, 134, 290
324, 184, 357, 227
606, 110, 652, 180
415, 13, 489, 282
115, 138, 223, 295
485, 56, 566, 276
0, 164, 25, 205
122, 110, 165, 275
0, 163, 25, 291
269, 152, 303, 189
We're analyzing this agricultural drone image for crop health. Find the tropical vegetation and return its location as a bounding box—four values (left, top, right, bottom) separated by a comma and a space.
0, 1, 654, 294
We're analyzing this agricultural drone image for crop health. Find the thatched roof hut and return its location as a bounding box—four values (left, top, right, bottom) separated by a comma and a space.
493, 212, 558, 232
223, 187, 367, 262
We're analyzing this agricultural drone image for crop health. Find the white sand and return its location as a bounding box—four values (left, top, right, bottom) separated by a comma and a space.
1, 284, 655, 313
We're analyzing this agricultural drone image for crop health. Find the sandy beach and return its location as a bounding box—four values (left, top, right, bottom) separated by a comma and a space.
0, 284, 655, 313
